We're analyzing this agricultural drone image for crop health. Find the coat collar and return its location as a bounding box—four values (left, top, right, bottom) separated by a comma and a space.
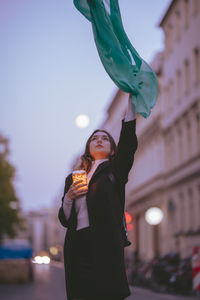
88, 160, 111, 186
69, 160, 112, 188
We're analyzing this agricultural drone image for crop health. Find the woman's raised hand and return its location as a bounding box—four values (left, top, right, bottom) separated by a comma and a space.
66, 180, 88, 200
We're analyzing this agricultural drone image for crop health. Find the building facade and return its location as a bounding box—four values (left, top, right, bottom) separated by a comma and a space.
24, 206, 65, 259
102, 0, 200, 260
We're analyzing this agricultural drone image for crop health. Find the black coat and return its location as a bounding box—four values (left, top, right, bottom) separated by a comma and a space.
58, 119, 138, 300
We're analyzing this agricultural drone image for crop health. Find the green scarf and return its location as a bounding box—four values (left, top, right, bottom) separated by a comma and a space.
74, 0, 158, 118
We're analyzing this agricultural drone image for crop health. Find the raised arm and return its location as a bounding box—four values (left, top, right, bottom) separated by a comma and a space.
112, 95, 138, 184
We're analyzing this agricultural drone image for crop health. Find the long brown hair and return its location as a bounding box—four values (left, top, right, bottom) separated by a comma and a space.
76, 129, 117, 173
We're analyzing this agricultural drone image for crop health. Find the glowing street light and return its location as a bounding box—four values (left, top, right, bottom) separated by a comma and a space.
145, 207, 163, 225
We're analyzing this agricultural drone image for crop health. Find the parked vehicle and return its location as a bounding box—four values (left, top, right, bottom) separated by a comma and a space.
0, 244, 33, 283
130, 252, 193, 295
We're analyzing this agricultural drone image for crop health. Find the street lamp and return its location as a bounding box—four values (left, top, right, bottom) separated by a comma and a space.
145, 207, 163, 225
145, 207, 164, 257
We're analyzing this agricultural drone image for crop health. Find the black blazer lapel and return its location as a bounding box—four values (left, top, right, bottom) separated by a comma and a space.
88, 160, 111, 187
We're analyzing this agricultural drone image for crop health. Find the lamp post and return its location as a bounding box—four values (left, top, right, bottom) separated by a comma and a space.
145, 207, 164, 257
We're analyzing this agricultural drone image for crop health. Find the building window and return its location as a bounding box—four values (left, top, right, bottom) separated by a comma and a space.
186, 120, 191, 159
165, 84, 170, 114
167, 83, 171, 113
169, 131, 175, 168
192, 0, 199, 15
165, 132, 174, 170
179, 192, 186, 232
184, 0, 190, 29
196, 112, 200, 151
199, 186, 200, 226
166, 80, 174, 114
168, 199, 176, 233
164, 28, 169, 56
165, 23, 173, 54
194, 48, 199, 85
192, 104, 199, 155
175, 10, 181, 41
188, 188, 194, 231
169, 80, 174, 112
177, 127, 183, 163
176, 69, 182, 103
184, 59, 190, 95
168, 24, 173, 52
165, 133, 169, 169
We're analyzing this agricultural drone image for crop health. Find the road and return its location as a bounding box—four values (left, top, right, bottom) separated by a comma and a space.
0, 262, 199, 300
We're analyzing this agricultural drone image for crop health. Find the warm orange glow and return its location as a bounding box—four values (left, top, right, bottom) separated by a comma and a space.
127, 223, 133, 231
49, 246, 58, 255
125, 211, 132, 224
72, 170, 87, 190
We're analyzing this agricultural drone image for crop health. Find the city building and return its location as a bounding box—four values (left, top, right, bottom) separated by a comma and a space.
101, 0, 200, 260
25, 206, 65, 258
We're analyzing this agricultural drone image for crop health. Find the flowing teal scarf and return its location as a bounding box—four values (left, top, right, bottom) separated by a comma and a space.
74, 0, 158, 118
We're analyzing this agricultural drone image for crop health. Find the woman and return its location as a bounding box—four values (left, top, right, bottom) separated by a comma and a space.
58, 95, 138, 300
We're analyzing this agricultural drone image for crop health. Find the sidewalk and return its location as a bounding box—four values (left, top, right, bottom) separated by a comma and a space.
0, 262, 199, 300
128, 286, 199, 300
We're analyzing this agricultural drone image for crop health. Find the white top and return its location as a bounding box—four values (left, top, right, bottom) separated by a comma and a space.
63, 159, 108, 230
63, 95, 136, 231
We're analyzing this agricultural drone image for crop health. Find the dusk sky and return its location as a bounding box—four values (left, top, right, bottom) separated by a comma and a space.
0, 0, 170, 212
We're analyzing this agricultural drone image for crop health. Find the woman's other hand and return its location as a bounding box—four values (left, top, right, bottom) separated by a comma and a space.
66, 180, 88, 200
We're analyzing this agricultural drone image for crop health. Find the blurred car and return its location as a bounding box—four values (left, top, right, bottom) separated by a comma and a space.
0, 244, 33, 283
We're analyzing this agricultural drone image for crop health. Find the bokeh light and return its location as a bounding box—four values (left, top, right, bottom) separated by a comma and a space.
145, 207, 163, 225
49, 246, 58, 255
125, 212, 132, 224
75, 114, 90, 128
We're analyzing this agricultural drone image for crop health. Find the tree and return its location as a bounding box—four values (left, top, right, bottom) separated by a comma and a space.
0, 133, 25, 244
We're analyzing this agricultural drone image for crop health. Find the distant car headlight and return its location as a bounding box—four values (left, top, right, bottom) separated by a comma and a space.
33, 255, 50, 264
42, 256, 50, 264
34, 256, 43, 264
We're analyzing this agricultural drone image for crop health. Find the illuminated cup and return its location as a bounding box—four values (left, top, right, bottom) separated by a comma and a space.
72, 170, 87, 190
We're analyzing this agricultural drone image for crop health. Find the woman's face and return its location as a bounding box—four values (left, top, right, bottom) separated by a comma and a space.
89, 131, 113, 159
